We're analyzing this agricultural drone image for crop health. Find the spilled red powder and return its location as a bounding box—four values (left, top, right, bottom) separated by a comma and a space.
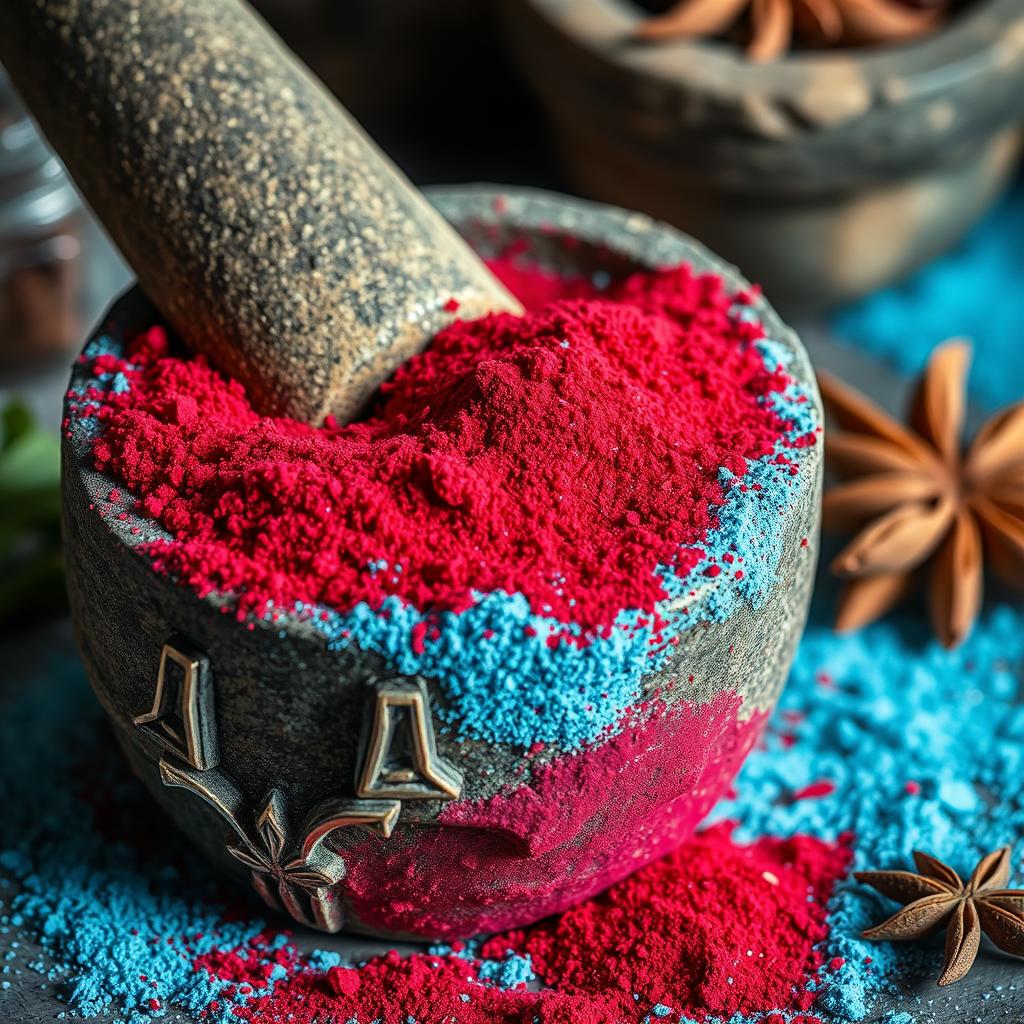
87, 261, 795, 629
198, 824, 850, 1024
792, 780, 837, 801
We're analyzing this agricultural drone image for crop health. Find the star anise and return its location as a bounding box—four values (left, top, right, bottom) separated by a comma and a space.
818, 340, 1024, 649
633, 0, 943, 62
856, 847, 1024, 986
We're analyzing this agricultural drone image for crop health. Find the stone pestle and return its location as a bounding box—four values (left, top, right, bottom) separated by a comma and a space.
0, 0, 521, 424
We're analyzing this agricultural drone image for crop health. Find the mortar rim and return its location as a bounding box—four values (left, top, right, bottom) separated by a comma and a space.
62, 182, 821, 653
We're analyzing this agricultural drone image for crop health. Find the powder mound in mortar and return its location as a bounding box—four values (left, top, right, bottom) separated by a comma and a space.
87, 264, 796, 630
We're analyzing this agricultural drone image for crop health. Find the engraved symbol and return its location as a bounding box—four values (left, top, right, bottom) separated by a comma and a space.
357, 677, 462, 801
134, 642, 219, 770
143, 639, 463, 931
160, 756, 400, 932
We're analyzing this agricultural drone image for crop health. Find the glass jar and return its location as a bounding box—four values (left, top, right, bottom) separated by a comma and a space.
0, 68, 85, 371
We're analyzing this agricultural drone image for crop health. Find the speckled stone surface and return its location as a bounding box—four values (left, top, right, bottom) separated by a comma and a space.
0, 0, 518, 424
500, 0, 1024, 308
60, 185, 822, 940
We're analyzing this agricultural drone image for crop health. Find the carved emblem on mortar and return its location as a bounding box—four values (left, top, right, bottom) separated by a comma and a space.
133, 641, 219, 770
133, 644, 461, 932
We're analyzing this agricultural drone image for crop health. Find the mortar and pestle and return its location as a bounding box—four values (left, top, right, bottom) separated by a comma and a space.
1, 0, 822, 939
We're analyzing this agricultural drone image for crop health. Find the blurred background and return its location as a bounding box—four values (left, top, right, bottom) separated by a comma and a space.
1, 0, 1021, 628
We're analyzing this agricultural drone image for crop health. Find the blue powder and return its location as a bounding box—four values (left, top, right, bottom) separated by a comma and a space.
305, 948, 344, 972
287, 325, 815, 750
0, 656, 284, 1023
313, 590, 665, 749
428, 938, 537, 991
475, 953, 535, 989
715, 588, 1024, 1020
833, 184, 1024, 410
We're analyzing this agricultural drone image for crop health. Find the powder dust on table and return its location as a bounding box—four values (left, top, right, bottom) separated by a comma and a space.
6, 595, 1024, 1023
0, 652, 847, 1024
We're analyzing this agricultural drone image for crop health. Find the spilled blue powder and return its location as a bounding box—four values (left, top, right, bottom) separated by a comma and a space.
473, 953, 535, 990
715, 594, 1024, 1020
0, 657, 269, 1024
0, 656, 542, 1023
834, 184, 1024, 410
428, 937, 536, 990
5, 599, 1024, 1022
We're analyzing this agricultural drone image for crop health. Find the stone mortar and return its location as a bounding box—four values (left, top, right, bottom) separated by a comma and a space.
62, 185, 823, 941
0, 0, 518, 424
499, 0, 1024, 310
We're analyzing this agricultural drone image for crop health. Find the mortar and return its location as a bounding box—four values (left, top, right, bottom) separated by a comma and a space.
499, 0, 1024, 311
5, 0, 821, 945
62, 184, 822, 941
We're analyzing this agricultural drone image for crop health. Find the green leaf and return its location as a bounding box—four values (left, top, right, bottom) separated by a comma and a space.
0, 430, 61, 493
0, 547, 66, 623
0, 401, 34, 450
0, 485, 62, 557
0, 398, 60, 494
0, 432, 60, 491
0, 400, 63, 625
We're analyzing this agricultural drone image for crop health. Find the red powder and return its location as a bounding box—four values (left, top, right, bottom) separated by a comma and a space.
201, 824, 850, 1024
341, 691, 763, 938
87, 263, 793, 628
791, 780, 836, 801
486, 252, 601, 308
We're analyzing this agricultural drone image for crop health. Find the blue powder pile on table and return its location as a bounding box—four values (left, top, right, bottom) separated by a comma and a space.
716, 594, 1024, 1020
833, 185, 1024, 410
0, 658, 264, 1023
0, 653, 544, 1023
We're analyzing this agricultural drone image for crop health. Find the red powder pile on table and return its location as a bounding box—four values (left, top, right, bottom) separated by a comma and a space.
86, 260, 794, 629
197, 823, 849, 1023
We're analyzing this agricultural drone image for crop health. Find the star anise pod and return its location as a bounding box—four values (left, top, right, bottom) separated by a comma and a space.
818, 340, 1024, 649
633, 0, 943, 62
856, 847, 1024, 986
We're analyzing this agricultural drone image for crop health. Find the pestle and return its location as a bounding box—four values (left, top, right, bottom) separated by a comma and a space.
0, 0, 521, 425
